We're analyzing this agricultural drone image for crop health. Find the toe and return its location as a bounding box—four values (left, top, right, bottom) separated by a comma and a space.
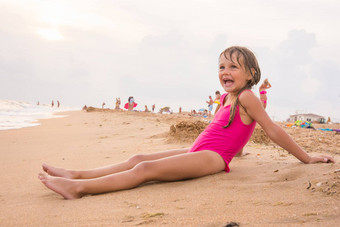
38, 172, 47, 180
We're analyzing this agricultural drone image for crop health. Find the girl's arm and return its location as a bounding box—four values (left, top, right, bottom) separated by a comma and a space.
239, 91, 335, 164
267, 82, 272, 89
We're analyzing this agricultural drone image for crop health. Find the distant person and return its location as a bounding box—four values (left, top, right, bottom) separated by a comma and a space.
51, 100, 54, 108
115, 98, 121, 110
128, 97, 134, 111
152, 104, 155, 112
144, 105, 150, 112
126, 96, 137, 111
203, 109, 208, 118
190, 109, 198, 116
206, 96, 214, 117
124, 97, 137, 111
102, 102, 105, 109
82, 105, 88, 111
179, 107, 182, 114
214, 91, 221, 114
37, 101, 40, 106
57, 100, 60, 108
259, 78, 271, 108
39, 46, 334, 200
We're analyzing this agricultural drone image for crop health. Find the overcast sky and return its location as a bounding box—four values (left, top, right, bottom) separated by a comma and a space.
0, 0, 339, 121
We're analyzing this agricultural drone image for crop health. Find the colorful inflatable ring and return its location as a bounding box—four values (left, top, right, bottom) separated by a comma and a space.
124, 102, 138, 109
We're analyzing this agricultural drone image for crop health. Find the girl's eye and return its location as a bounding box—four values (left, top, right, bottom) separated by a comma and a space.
219, 66, 225, 70
231, 65, 237, 69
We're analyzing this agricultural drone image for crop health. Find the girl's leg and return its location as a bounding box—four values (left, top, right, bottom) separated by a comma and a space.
39, 150, 226, 199
42, 148, 189, 179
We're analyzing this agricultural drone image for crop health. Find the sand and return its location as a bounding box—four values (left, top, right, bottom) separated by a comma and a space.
0, 110, 339, 226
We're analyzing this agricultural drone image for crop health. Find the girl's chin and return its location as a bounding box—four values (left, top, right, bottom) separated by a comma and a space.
223, 87, 240, 95
222, 86, 233, 92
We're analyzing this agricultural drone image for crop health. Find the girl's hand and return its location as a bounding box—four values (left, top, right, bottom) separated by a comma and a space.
308, 155, 335, 164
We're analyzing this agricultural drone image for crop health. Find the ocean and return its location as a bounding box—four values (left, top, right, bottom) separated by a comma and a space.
0, 99, 80, 131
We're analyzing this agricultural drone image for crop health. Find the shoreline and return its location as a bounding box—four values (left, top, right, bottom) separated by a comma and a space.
0, 110, 339, 226
0, 105, 80, 131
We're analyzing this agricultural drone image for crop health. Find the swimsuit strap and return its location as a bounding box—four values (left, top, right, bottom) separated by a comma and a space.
222, 90, 253, 112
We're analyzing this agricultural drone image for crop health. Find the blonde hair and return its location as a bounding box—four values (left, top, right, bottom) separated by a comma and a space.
220, 46, 261, 128
264, 78, 269, 86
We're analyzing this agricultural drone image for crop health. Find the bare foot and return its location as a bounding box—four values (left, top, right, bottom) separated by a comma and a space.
42, 163, 75, 179
38, 173, 83, 199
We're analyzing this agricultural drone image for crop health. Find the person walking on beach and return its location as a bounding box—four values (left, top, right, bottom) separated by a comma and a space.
57, 100, 60, 108
51, 100, 54, 108
39, 46, 334, 200
206, 96, 214, 117
259, 78, 271, 108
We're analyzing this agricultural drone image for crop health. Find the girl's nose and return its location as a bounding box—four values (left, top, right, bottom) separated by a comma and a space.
221, 68, 230, 75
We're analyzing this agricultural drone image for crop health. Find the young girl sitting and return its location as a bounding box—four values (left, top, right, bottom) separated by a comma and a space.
39, 46, 335, 199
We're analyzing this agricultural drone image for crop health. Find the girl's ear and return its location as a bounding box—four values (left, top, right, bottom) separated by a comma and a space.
244, 68, 254, 86
250, 68, 256, 77
246, 68, 255, 81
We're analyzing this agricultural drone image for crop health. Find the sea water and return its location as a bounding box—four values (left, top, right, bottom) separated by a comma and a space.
0, 99, 80, 130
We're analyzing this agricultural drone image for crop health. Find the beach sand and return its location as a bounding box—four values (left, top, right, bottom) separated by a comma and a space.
0, 110, 339, 226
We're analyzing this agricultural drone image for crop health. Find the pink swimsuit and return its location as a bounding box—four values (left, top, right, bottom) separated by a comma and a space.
188, 92, 256, 172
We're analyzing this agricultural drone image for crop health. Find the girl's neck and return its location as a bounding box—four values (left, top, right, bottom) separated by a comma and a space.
224, 93, 238, 106
227, 92, 238, 99
225, 87, 249, 106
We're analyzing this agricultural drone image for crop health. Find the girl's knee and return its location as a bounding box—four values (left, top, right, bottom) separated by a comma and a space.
128, 154, 146, 166
134, 161, 152, 172
132, 161, 155, 181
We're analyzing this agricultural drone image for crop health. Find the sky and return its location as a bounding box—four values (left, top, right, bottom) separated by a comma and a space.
0, 0, 339, 121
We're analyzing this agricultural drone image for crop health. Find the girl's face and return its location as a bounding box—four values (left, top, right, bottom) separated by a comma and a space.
218, 53, 252, 95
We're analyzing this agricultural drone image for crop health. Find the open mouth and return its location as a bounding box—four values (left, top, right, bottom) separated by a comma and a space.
223, 79, 234, 86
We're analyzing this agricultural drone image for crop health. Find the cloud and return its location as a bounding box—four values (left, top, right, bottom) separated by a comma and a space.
301, 76, 320, 95
258, 29, 340, 120
0, 1, 339, 119
37, 28, 64, 41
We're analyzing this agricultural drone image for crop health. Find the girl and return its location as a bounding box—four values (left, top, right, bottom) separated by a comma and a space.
39, 46, 334, 199
259, 78, 272, 108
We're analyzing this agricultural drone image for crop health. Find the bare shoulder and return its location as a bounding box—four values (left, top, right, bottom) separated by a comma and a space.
239, 90, 260, 106
239, 89, 269, 121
